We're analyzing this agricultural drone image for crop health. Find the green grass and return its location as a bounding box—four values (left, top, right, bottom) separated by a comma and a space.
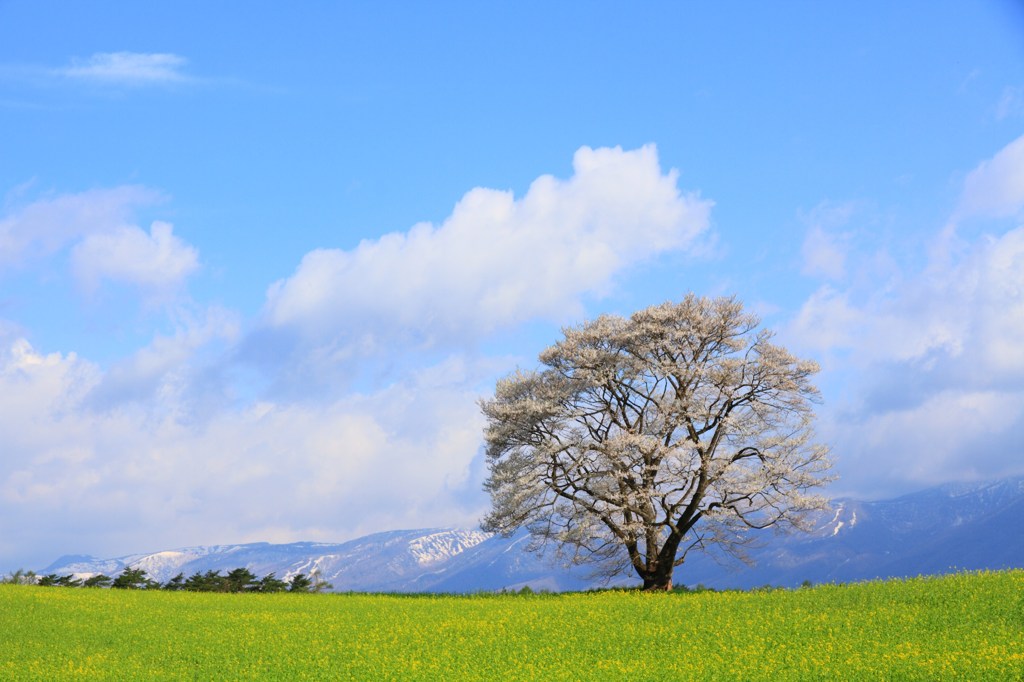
2, 570, 1022, 680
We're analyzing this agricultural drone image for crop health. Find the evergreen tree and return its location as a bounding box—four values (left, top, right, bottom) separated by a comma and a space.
256, 573, 288, 593
111, 567, 152, 589
162, 573, 186, 591
184, 570, 224, 592
224, 567, 257, 593
287, 573, 313, 592
2, 569, 38, 585
83, 574, 112, 588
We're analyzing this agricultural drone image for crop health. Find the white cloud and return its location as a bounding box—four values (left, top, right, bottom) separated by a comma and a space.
0, 186, 201, 303
788, 143, 1024, 495
0, 186, 161, 269
795, 136, 1024, 374
58, 52, 189, 85
0, 337, 489, 569
792, 225, 1024, 496
996, 86, 1024, 121
264, 145, 712, 351
955, 133, 1024, 220
794, 224, 1024, 376
789, 286, 864, 353
799, 202, 855, 280
823, 389, 1024, 497
71, 221, 199, 296
801, 227, 847, 279
84, 305, 240, 414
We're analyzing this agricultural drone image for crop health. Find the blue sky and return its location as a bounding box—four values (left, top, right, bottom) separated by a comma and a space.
1, 1, 1023, 572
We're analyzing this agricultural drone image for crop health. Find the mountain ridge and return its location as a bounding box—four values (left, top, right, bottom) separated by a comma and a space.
42, 476, 1024, 592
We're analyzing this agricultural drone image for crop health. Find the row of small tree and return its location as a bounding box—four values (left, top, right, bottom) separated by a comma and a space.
2, 567, 331, 593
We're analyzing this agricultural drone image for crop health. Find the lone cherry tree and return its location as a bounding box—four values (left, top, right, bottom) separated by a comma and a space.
481, 294, 833, 590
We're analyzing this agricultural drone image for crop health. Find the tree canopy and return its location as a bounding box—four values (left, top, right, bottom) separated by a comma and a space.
8, 567, 326, 593
481, 294, 833, 590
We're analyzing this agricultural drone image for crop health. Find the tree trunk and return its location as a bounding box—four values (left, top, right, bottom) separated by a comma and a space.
639, 531, 682, 591
641, 563, 674, 591
642, 576, 672, 591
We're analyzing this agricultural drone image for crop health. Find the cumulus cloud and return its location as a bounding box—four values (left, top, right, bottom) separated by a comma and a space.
789, 137, 1024, 496
71, 221, 199, 296
794, 226, 1024, 377
0, 186, 201, 304
0, 185, 161, 269
264, 145, 712, 350
57, 52, 189, 85
793, 229, 1024, 495
955, 133, 1024, 221
0, 337, 489, 569
84, 305, 240, 415
820, 389, 1024, 497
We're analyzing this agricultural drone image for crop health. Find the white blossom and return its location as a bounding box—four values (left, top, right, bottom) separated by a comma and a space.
481, 294, 833, 590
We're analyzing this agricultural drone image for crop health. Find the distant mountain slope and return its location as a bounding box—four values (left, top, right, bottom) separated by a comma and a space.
42, 477, 1024, 592
677, 476, 1024, 588
408, 532, 600, 593
43, 529, 496, 591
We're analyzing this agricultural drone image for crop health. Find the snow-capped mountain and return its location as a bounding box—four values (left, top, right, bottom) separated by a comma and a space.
676, 475, 1024, 589
41, 476, 1024, 592
42, 529, 496, 591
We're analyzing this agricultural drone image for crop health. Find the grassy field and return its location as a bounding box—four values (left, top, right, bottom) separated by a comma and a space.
1, 570, 1022, 680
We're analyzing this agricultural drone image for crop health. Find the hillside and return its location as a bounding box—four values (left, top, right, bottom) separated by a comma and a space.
42, 476, 1024, 591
